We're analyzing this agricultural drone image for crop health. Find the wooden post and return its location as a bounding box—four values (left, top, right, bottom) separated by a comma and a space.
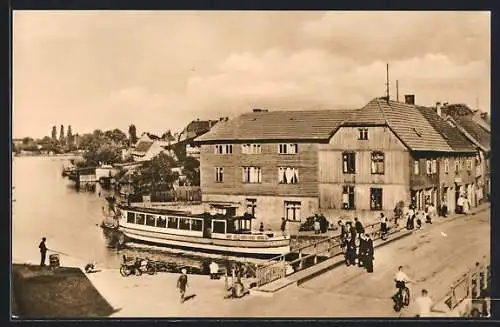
475, 271, 481, 298
449, 285, 456, 309
299, 250, 303, 270
313, 243, 318, 264
467, 272, 473, 299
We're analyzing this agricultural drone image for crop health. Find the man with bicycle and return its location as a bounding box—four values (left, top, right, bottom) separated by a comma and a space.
393, 266, 412, 303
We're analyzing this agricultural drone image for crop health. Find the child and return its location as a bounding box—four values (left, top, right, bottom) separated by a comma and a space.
177, 269, 188, 303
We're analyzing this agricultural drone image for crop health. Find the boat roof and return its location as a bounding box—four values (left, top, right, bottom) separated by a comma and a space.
117, 204, 254, 220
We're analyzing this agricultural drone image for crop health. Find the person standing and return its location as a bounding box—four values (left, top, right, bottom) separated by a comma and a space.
354, 217, 365, 239
177, 269, 189, 303
349, 221, 357, 241
39, 237, 47, 267
346, 236, 357, 266
414, 289, 433, 318
259, 222, 264, 233
365, 234, 374, 273
357, 234, 367, 268
313, 218, 320, 235
463, 196, 470, 215
280, 217, 287, 234
380, 214, 388, 240
393, 204, 402, 226
209, 261, 219, 280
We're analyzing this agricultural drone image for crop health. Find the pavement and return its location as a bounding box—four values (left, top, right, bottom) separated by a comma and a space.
79, 204, 489, 317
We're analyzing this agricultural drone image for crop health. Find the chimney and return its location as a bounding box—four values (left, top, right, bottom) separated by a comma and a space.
404, 94, 415, 105
436, 102, 442, 117
252, 108, 268, 113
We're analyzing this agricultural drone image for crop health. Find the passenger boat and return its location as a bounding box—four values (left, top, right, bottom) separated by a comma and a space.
115, 203, 291, 257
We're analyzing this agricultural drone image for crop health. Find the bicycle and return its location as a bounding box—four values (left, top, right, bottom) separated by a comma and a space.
393, 282, 411, 312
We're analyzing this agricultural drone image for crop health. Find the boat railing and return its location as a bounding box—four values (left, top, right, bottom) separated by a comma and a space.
255, 220, 405, 287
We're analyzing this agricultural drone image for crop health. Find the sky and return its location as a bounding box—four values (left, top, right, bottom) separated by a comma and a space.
12, 11, 490, 139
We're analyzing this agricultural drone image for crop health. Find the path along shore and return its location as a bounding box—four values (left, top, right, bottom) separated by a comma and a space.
12, 203, 489, 318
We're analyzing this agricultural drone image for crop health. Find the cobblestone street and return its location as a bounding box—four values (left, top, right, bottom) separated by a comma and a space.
84, 207, 489, 317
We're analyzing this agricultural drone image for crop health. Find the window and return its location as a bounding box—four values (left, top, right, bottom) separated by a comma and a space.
157, 216, 167, 228
246, 198, 257, 216
342, 152, 356, 174
414, 160, 420, 175
284, 201, 301, 221
342, 186, 355, 209
167, 217, 179, 229
241, 144, 262, 154
431, 160, 437, 174
358, 128, 369, 140
455, 159, 460, 173
278, 167, 299, 184
136, 214, 145, 225
145, 214, 156, 227
279, 143, 298, 154
426, 160, 432, 175
191, 219, 203, 231
444, 159, 450, 174
370, 188, 383, 210
179, 218, 191, 230
127, 212, 135, 223
242, 166, 262, 183
212, 220, 226, 234
215, 167, 224, 183
371, 152, 385, 174
466, 159, 472, 171
215, 144, 233, 154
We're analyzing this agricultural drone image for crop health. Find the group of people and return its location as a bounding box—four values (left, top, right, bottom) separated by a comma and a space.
338, 218, 375, 273
401, 203, 436, 231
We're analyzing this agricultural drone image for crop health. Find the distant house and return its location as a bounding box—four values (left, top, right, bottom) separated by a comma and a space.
130, 133, 177, 162
175, 119, 220, 160
441, 104, 491, 201
12, 139, 23, 148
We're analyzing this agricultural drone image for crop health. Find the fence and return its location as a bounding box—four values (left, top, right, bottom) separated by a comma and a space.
127, 187, 202, 203
433, 255, 490, 316
255, 220, 406, 287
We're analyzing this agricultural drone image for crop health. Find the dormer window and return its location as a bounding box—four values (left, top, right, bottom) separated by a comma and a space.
215, 144, 233, 154
358, 128, 368, 140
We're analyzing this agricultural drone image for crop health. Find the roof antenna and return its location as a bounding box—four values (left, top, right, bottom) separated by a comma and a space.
396, 80, 399, 102
385, 63, 390, 103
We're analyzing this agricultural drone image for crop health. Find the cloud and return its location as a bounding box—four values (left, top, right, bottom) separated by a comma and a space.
186, 48, 489, 113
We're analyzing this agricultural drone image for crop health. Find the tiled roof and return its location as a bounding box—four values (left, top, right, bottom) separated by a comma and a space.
450, 115, 491, 152
195, 110, 355, 142
352, 98, 454, 151
417, 106, 477, 152
134, 141, 154, 154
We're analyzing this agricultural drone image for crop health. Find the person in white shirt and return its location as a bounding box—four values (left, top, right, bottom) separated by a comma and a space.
394, 266, 412, 300
415, 289, 433, 317
209, 261, 219, 280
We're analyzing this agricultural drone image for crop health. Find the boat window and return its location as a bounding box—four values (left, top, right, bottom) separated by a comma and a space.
136, 214, 145, 225
212, 220, 226, 234
191, 219, 203, 231
157, 216, 167, 228
167, 217, 179, 229
127, 212, 135, 223
146, 215, 156, 227
179, 218, 191, 230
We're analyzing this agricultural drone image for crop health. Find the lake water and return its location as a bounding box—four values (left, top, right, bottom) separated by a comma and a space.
12, 156, 261, 273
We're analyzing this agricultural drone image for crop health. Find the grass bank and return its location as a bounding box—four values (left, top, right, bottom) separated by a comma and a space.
12, 264, 116, 318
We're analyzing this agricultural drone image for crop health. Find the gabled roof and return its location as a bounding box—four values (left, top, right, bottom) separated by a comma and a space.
133, 141, 154, 154
347, 98, 455, 152
195, 109, 355, 142
448, 115, 491, 152
417, 106, 477, 152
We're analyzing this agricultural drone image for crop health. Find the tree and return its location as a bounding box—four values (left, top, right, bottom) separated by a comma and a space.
59, 125, 65, 145
67, 125, 74, 146
79, 133, 94, 150
51, 126, 57, 141
104, 128, 127, 145
131, 152, 179, 196
22, 137, 33, 145
128, 124, 138, 145
182, 156, 200, 186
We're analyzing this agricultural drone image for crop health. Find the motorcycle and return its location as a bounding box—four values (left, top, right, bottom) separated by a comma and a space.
120, 255, 156, 277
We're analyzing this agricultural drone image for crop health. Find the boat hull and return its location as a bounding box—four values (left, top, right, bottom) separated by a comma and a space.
119, 225, 290, 258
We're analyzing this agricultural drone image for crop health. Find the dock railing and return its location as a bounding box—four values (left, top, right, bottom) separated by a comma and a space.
255, 220, 407, 287
432, 255, 490, 317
